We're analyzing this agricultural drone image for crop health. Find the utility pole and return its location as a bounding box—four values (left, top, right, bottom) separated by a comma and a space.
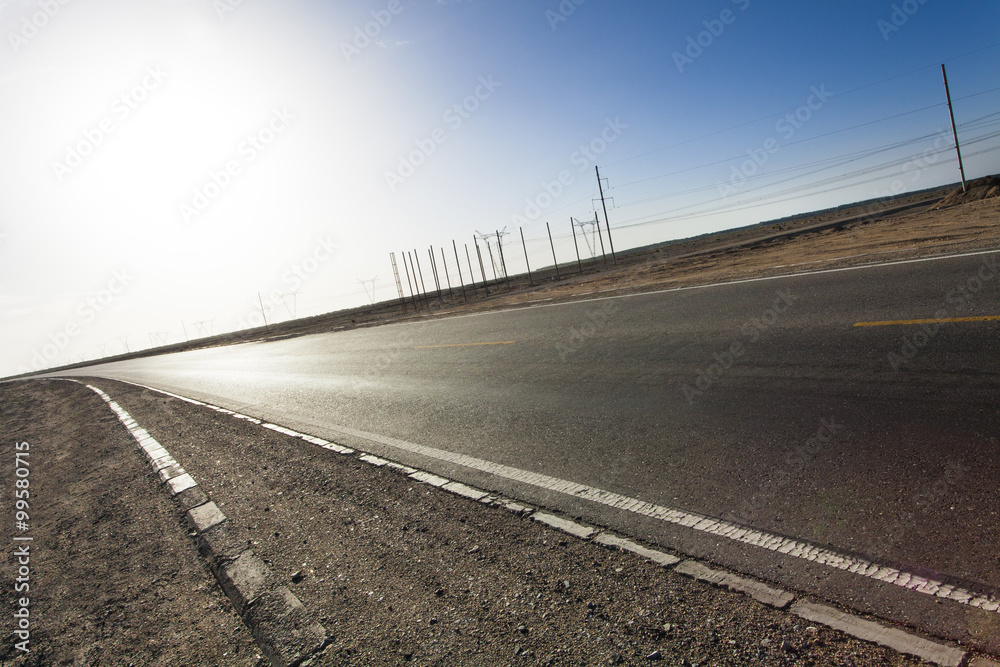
120, 336, 130, 353
520, 227, 534, 286
941, 64, 968, 193
546, 222, 560, 280
476, 228, 509, 278
473, 237, 488, 289
465, 244, 479, 297
280, 292, 298, 318
407, 251, 423, 307
485, 241, 498, 282
413, 250, 428, 299
258, 293, 269, 332
390, 253, 406, 312
440, 247, 453, 297
595, 165, 617, 264
570, 218, 583, 274
402, 252, 419, 310
428, 248, 443, 304
357, 277, 377, 305
496, 229, 511, 290
453, 240, 468, 302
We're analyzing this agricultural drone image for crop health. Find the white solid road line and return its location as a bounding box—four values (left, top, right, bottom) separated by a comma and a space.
78, 378, 976, 666
99, 377, 999, 618
316, 421, 999, 614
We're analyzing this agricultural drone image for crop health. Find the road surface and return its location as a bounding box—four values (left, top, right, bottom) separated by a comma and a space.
47, 250, 1000, 648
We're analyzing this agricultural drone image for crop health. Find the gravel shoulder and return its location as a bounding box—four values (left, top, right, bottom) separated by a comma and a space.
0, 377, 945, 666
0, 379, 261, 666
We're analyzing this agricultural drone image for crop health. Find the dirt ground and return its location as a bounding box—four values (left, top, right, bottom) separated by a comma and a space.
0, 380, 261, 666
0, 379, 942, 665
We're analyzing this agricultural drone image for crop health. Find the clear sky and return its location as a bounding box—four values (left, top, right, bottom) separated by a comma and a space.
1, 0, 999, 377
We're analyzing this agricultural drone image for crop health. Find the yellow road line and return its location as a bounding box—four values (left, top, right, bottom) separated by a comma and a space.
854, 315, 1000, 327
416, 341, 517, 349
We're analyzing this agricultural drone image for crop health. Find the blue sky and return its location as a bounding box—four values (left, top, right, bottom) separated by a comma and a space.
1, 0, 998, 376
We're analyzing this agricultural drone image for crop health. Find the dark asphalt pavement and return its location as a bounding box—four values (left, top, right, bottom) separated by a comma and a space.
48, 250, 1000, 648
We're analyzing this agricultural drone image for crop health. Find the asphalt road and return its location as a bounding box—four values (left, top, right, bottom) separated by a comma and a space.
47, 250, 1000, 648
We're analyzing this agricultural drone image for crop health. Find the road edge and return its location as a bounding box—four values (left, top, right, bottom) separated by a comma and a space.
67, 380, 331, 667
90, 377, 982, 667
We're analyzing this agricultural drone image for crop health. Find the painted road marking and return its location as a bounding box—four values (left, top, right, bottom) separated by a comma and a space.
854, 315, 1000, 327
792, 601, 966, 667
306, 421, 1000, 614
95, 377, 1000, 616
416, 341, 516, 349
67, 378, 971, 665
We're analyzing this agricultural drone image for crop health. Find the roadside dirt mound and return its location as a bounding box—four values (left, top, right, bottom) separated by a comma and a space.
932, 175, 1000, 209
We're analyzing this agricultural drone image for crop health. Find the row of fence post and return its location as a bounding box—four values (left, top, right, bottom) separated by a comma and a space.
390, 216, 616, 312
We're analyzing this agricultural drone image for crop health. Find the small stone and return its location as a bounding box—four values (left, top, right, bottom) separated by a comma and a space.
781, 640, 795, 653
290, 570, 304, 584
646, 650, 662, 661
516, 625, 528, 634
760, 638, 771, 647
562, 580, 571, 589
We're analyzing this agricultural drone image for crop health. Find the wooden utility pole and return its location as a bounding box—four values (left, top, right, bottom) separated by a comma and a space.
496, 230, 511, 290
520, 227, 534, 286
941, 64, 968, 193
596, 165, 617, 264
453, 240, 468, 301
390, 252, 406, 312
257, 293, 269, 332
547, 222, 560, 279
570, 218, 583, 274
